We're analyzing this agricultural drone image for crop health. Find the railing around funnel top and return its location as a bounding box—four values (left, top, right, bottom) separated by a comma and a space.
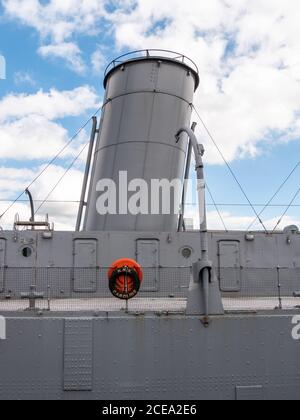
104, 49, 200, 79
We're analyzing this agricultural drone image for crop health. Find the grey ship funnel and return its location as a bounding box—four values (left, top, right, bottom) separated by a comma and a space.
84, 50, 199, 232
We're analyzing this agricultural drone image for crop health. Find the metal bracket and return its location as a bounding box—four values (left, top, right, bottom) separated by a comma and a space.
192, 260, 213, 283
186, 261, 224, 318
21, 285, 44, 311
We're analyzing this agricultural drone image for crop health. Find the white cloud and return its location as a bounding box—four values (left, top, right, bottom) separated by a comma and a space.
0, 86, 98, 122
91, 49, 106, 74
2, 0, 108, 71
0, 164, 83, 230
38, 43, 86, 74
6, 0, 297, 163
6, 0, 300, 163
0, 167, 34, 199
186, 208, 300, 232
109, 0, 300, 164
30, 164, 83, 225
0, 115, 70, 160
0, 86, 99, 160
2, 0, 107, 43
0, 200, 77, 231
14, 71, 36, 86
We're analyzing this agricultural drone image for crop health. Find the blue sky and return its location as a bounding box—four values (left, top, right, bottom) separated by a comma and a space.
0, 0, 299, 231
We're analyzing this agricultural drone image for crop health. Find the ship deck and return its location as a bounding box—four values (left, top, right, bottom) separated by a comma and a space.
222, 297, 300, 312
0, 298, 187, 313
0, 296, 299, 313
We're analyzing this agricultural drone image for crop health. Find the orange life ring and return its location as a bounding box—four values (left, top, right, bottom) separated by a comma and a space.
107, 258, 143, 300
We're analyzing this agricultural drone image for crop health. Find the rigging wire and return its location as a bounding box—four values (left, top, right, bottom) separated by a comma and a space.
247, 161, 300, 231
192, 104, 269, 233
1, 97, 298, 232
205, 183, 228, 232
34, 142, 90, 215
192, 203, 300, 208
0, 106, 102, 221
1, 199, 299, 207
0, 200, 81, 204
271, 188, 300, 233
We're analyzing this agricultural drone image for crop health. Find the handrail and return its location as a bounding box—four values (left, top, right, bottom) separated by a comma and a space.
104, 49, 199, 78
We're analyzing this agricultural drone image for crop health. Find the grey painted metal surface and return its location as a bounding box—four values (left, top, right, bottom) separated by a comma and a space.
84, 52, 199, 232
0, 239, 5, 292
0, 229, 299, 303
0, 314, 300, 400
219, 241, 241, 292
0, 228, 299, 399
64, 319, 93, 391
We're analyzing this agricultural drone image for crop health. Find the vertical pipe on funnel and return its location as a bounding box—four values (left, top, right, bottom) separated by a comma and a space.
76, 116, 98, 231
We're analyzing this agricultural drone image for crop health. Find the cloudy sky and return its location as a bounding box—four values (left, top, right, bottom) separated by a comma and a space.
0, 0, 299, 231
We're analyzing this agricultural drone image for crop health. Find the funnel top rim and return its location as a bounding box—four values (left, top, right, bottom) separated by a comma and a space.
103, 49, 200, 91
